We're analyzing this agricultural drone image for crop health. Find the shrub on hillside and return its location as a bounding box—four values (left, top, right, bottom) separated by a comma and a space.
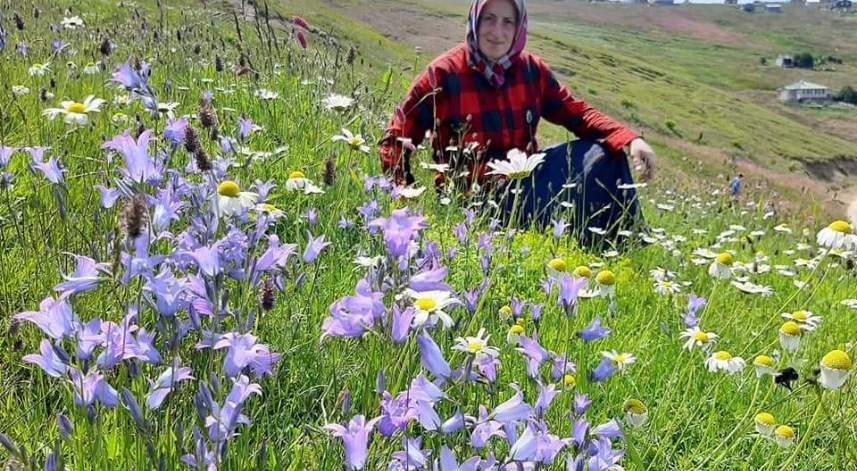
793, 52, 814, 68
839, 85, 857, 105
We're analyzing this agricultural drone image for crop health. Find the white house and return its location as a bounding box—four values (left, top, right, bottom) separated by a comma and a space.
779, 80, 831, 102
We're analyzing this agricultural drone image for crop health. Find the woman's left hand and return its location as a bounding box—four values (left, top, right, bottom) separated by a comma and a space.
629, 138, 658, 182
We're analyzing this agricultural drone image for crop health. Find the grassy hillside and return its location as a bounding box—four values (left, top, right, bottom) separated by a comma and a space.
289, 0, 857, 213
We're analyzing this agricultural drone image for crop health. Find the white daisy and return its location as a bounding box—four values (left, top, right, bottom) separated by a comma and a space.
43, 95, 106, 125
654, 280, 681, 295
773, 224, 792, 234
401, 289, 461, 329
506, 323, 525, 346
285, 171, 311, 191
28, 63, 51, 76
83, 62, 101, 75
731, 281, 772, 296
486, 148, 545, 180
12, 85, 30, 97
253, 88, 280, 100
708, 252, 734, 279
754, 413, 776, 437
215, 181, 258, 217
255, 203, 285, 220
780, 310, 821, 331
332, 128, 371, 153
61, 15, 85, 29
601, 350, 636, 369
452, 328, 499, 359
624, 399, 648, 428
818, 350, 852, 391
778, 322, 802, 351
398, 186, 426, 199
322, 93, 354, 111
705, 351, 745, 375
419, 161, 451, 173
680, 327, 718, 351
753, 355, 776, 378
774, 425, 795, 448
816, 220, 857, 250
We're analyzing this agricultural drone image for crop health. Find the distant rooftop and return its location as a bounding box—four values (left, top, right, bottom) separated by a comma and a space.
783, 80, 829, 90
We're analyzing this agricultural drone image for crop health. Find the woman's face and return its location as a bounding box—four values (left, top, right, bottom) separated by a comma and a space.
477, 0, 517, 61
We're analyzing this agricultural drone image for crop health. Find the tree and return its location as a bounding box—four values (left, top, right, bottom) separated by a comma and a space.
840, 86, 857, 105
793, 52, 814, 69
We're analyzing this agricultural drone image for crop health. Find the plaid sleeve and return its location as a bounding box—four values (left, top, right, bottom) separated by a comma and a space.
379, 66, 441, 183
539, 61, 639, 154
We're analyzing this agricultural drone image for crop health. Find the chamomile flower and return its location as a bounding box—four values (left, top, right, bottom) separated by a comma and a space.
216, 180, 258, 217
816, 220, 857, 250
595, 270, 616, 297
649, 267, 675, 281
322, 93, 354, 111
498, 305, 513, 321
818, 349, 852, 390
61, 15, 85, 29
774, 425, 795, 448
624, 399, 648, 428
255, 203, 285, 220
28, 62, 51, 76
398, 186, 426, 199
773, 224, 792, 234
708, 252, 734, 279
601, 350, 636, 370
563, 374, 576, 388
680, 327, 718, 351
654, 280, 681, 295
285, 171, 310, 191
253, 88, 280, 100
572, 265, 592, 278
778, 322, 802, 352
781, 310, 822, 332
546, 258, 568, 280
332, 128, 370, 153
112, 112, 129, 124
402, 289, 460, 329
753, 355, 776, 378
705, 351, 746, 375
12, 85, 30, 97
506, 323, 525, 346
486, 148, 545, 180
453, 328, 499, 359
43, 95, 106, 125
731, 281, 773, 296
754, 413, 776, 437
83, 62, 100, 75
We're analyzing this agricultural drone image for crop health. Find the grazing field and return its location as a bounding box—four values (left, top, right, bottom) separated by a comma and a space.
0, 0, 855, 470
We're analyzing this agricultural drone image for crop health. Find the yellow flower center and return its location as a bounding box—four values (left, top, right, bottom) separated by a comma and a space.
693, 331, 710, 343
87, 61, 96, 67
754, 355, 774, 367
507, 170, 530, 180
33, 62, 43, 68
714, 351, 732, 361
258, 203, 277, 212
716, 252, 734, 266
499, 305, 512, 316
468, 341, 483, 351
509, 324, 524, 335
596, 270, 616, 286
775, 425, 795, 438
828, 220, 852, 234
66, 102, 87, 114
791, 311, 808, 321
563, 374, 576, 387
780, 321, 801, 336
624, 399, 647, 414
573, 266, 592, 278
755, 413, 775, 425
217, 181, 241, 197
348, 136, 363, 147
661, 281, 673, 288
548, 258, 567, 272
821, 350, 852, 370
613, 355, 626, 364
414, 298, 437, 311
288, 171, 306, 180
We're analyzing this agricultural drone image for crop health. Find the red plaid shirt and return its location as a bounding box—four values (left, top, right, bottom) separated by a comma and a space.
379, 44, 639, 186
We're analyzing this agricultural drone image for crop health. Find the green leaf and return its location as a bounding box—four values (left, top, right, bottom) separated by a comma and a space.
382, 68, 393, 86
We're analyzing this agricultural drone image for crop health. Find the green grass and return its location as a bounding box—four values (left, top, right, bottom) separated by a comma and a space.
0, 0, 855, 470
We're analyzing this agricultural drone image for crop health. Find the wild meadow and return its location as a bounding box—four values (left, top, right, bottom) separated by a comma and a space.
0, 0, 855, 470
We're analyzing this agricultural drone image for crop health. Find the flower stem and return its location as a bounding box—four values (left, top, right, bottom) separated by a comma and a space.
777, 391, 825, 470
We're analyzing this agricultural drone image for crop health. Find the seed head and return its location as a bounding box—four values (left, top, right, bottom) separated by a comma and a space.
323, 153, 336, 186
183, 125, 201, 153
197, 104, 216, 129
13, 12, 24, 31
99, 37, 113, 56
258, 279, 276, 312
123, 193, 148, 239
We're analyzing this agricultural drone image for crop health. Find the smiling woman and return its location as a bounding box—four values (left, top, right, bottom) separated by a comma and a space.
379, 0, 657, 242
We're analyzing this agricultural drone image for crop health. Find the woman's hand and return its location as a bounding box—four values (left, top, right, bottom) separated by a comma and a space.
629, 138, 657, 182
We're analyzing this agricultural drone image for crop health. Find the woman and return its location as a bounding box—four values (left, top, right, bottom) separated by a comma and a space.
378, 0, 656, 240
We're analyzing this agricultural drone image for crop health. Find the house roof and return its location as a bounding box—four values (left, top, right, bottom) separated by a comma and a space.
783, 80, 829, 91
